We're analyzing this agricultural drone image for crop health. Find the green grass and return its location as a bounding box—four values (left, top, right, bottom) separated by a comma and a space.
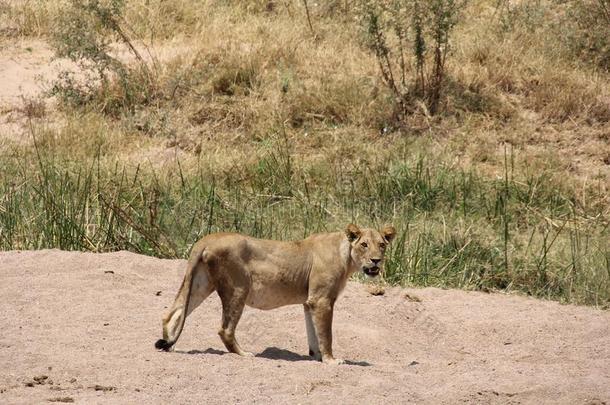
1, 133, 607, 306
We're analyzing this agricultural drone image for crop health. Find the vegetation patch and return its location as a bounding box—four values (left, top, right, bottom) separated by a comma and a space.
0, 0, 608, 306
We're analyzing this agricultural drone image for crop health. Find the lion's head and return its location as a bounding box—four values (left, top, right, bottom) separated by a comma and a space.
345, 223, 396, 277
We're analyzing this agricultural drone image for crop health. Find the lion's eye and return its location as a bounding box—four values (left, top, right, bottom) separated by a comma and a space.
361, 242, 368, 248
379, 243, 386, 249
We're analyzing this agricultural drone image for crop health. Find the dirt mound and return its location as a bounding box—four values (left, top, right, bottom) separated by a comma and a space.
0, 250, 608, 404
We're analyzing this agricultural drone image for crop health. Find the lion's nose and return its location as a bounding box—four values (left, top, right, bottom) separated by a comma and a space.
371, 258, 381, 265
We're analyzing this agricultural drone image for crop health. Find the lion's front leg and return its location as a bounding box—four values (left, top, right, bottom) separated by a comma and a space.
303, 304, 321, 360
307, 298, 344, 365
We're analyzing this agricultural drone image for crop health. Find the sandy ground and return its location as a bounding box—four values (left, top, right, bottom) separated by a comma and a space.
0, 40, 55, 105
0, 250, 608, 404
0, 39, 61, 145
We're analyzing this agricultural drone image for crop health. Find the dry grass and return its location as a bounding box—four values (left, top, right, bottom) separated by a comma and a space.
2, 0, 607, 193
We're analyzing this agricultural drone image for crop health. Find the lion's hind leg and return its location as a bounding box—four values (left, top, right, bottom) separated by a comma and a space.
217, 287, 253, 357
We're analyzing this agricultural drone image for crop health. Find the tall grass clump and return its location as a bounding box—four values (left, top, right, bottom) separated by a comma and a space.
559, 0, 610, 72
0, 0, 61, 37
486, 0, 610, 123
1, 135, 608, 306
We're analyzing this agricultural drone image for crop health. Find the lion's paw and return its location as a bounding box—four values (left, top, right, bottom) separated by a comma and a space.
239, 351, 255, 357
323, 357, 345, 365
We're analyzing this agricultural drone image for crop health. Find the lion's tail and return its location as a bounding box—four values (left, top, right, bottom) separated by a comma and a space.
155, 248, 206, 351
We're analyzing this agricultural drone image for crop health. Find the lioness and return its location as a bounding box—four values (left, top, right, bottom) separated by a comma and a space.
155, 223, 396, 364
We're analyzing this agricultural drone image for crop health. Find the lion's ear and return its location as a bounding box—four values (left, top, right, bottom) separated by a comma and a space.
381, 225, 396, 243
345, 224, 362, 242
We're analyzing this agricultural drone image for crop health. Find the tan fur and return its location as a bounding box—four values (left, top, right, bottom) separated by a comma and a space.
157, 224, 396, 364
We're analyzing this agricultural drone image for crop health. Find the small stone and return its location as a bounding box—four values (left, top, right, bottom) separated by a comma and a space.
366, 284, 385, 296
33, 375, 49, 384
47, 397, 74, 403
91, 384, 116, 392
403, 293, 422, 302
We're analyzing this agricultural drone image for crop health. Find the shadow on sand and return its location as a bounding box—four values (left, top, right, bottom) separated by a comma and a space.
175, 346, 371, 366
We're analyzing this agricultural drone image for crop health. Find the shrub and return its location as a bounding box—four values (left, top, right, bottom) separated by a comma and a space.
49, 0, 158, 114
357, 0, 465, 119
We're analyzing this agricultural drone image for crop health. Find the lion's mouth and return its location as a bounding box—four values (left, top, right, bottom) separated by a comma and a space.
363, 266, 380, 277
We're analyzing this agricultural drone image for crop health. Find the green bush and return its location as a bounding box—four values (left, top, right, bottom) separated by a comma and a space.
357, 0, 465, 119
50, 0, 158, 114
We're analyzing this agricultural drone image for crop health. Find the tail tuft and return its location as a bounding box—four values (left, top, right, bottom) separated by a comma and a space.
155, 339, 173, 351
